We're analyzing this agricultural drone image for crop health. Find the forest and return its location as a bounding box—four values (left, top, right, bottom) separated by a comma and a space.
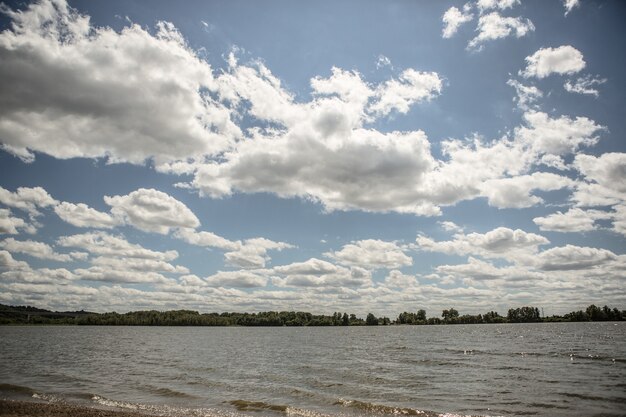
0, 303, 624, 326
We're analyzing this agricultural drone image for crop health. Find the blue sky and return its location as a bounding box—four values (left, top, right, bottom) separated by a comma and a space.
0, 0, 624, 316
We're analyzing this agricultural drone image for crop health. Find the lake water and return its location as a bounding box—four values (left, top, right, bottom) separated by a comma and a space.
0, 323, 625, 417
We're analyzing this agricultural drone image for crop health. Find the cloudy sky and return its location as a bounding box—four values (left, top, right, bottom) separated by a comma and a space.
0, 0, 624, 316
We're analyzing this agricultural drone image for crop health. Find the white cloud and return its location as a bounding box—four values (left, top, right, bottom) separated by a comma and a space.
533, 208, 611, 233
376, 55, 392, 69
439, 221, 463, 233
104, 188, 200, 234
0, 186, 57, 216
90, 256, 189, 274
369, 69, 442, 116
0, 0, 240, 164
538, 245, 617, 271
0, 209, 30, 235
203, 270, 268, 288
563, 0, 580, 16
476, 0, 520, 13
54, 202, 118, 229
479, 172, 574, 208
224, 238, 294, 269
74, 267, 173, 284
521, 46, 585, 79
564, 76, 606, 97
468, 12, 534, 50
442, 6, 473, 39
0, 250, 29, 270
572, 153, 626, 207
272, 258, 372, 288
325, 239, 412, 270
173, 228, 239, 251
0, 237, 73, 262
57, 232, 178, 261
514, 111, 603, 156
507, 79, 543, 111
416, 227, 549, 261
384, 270, 419, 288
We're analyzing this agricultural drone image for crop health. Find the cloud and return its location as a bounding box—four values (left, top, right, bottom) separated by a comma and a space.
369, 69, 443, 116
0, 250, 29, 270
384, 270, 419, 288
468, 12, 534, 50
173, 228, 239, 251
572, 153, 626, 207
203, 270, 268, 288
479, 172, 574, 208
272, 258, 372, 288
90, 256, 189, 274
0, 0, 240, 164
476, 0, 520, 13
104, 188, 200, 234
224, 237, 294, 269
514, 111, 603, 156
57, 231, 178, 261
0, 186, 57, 216
442, 6, 473, 39
521, 46, 585, 79
54, 202, 118, 229
538, 245, 617, 271
416, 226, 549, 261
507, 79, 543, 111
533, 208, 611, 233
439, 221, 463, 233
325, 239, 412, 270
74, 267, 173, 284
0, 237, 74, 262
0, 209, 32, 235
564, 76, 606, 97
563, 0, 580, 16
376, 55, 392, 69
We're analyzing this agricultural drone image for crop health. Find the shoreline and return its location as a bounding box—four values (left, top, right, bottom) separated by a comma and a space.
0, 400, 182, 417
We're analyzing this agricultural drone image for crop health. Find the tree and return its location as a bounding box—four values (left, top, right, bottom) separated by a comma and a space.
416, 309, 426, 321
366, 313, 378, 325
442, 308, 459, 323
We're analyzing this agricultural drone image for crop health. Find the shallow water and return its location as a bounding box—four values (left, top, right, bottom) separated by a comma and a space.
1, 323, 625, 417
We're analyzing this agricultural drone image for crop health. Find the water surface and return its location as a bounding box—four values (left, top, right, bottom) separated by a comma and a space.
1, 323, 625, 416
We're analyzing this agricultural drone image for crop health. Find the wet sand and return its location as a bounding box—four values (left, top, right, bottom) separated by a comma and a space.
0, 400, 166, 417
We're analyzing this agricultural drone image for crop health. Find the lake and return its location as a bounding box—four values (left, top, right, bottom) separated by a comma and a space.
1, 323, 625, 417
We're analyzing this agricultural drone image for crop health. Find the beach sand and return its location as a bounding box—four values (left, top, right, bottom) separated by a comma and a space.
0, 400, 162, 417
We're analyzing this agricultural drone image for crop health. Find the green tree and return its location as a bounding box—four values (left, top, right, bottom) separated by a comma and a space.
366, 313, 378, 325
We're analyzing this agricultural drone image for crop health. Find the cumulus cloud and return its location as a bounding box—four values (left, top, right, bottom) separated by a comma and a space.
369, 69, 443, 116
572, 153, 626, 207
514, 111, 603, 156
507, 79, 543, 111
476, 0, 520, 12
54, 202, 118, 229
442, 6, 473, 38
272, 258, 372, 288
0, 209, 31, 235
439, 221, 463, 233
0, 0, 240, 164
533, 208, 611, 233
480, 172, 574, 208
563, 0, 580, 16
564, 76, 606, 97
0, 237, 74, 262
468, 12, 534, 50
521, 46, 585, 79
0, 186, 57, 216
0, 250, 29, 270
104, 188, 200, 234
57, 231, 178, 261
538, 245, 617, 271
74, 267, 173, 284
416, 227, 549, 261
173, 228, 239, 251
224, 237, 294, 269
203, 270, 268, 288
90, 256, 189, 274
325, 239, 412, 270
384, 270, 419, 288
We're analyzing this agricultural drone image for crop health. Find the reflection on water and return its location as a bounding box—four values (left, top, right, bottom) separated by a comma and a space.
1, 323, 625, 417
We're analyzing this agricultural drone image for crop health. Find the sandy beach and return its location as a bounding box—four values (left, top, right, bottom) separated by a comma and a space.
0, 400, 162, 417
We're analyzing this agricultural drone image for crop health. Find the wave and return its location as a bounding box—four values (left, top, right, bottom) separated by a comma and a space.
0, 383, 35, 395
229, 399, 288, 413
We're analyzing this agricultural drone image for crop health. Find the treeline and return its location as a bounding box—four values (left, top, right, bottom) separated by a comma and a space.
0, 303, 624, 326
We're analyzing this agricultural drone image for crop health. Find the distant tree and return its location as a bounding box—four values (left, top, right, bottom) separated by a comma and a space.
342, 312, 350, 326
416, 309, 426, 321
442, 308, 459, 323
366, 313, 378, 325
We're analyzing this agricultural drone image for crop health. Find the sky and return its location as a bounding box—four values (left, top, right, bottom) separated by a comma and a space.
0, 0, 625, 317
